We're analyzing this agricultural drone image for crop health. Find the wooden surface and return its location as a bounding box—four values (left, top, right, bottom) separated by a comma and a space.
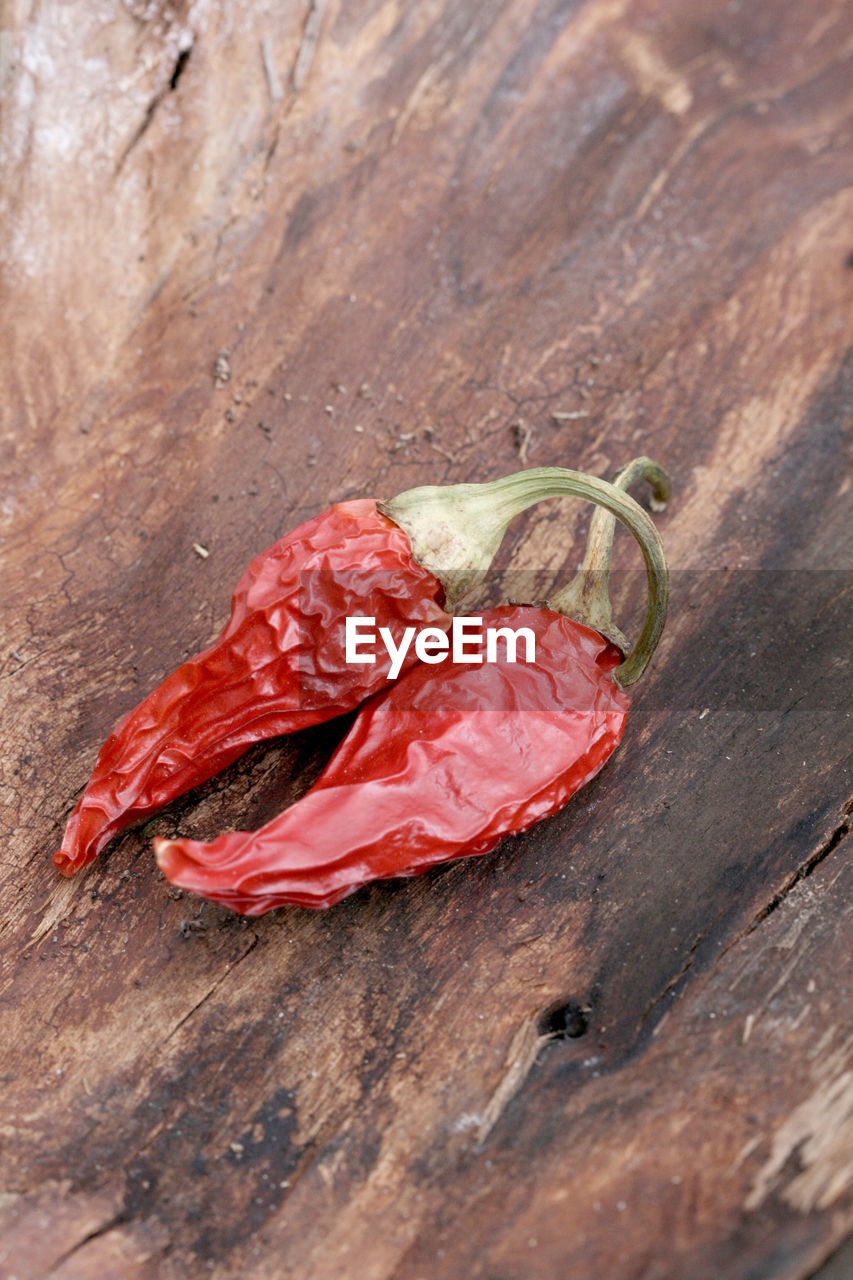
1, 1, 852, 1276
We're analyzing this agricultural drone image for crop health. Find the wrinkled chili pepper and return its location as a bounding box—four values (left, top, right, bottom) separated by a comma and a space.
153, 459, 670, 914
55, 467, 639, 876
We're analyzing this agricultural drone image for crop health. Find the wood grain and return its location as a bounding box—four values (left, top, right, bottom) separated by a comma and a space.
1, 1, 852, 1276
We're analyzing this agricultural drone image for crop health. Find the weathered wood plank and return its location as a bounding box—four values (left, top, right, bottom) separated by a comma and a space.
390, 838, 853, 1280
1, 0, 851, 1276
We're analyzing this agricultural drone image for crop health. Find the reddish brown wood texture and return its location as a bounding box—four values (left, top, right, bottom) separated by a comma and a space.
1, 1, 852, 1277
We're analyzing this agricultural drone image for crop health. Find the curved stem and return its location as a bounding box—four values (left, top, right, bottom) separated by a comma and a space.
548, 457, 671, 686
380, 466, 670, 623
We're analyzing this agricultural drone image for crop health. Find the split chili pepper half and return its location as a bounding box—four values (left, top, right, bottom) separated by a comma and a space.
55, 466, 648, 875
153, 458, 670, 914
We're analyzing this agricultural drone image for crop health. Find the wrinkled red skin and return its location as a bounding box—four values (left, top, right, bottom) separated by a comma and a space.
55, 501, 447, 875
154, 608, 630, 914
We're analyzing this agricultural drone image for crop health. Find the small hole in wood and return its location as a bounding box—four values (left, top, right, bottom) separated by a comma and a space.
170, 47, 192, 91
538, 999, 589, 1039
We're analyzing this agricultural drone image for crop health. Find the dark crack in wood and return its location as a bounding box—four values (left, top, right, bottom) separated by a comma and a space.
745, 796, 853, 936
42, 1211, 128, 1278
115, 44, 193, 174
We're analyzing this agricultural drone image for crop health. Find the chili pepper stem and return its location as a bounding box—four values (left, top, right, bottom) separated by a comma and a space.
548, 458, 671, 686
380, 467, 668, 618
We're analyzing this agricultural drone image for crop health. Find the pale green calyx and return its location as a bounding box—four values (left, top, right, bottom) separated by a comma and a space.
379, 467, 651, 612
380, 465, 669, 687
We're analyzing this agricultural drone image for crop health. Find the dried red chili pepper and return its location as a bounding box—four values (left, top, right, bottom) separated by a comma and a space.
153, 459, 670, 914
55, 467, 638, 876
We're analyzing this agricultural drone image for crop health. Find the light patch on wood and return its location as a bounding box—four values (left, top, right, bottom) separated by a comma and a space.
806, 10, 845, 46
618, 31, 693, 115
27, 874, 86, 945
502, 513, 577, 593
324, 0, 407, 95
477, 1015, 549, 1145
293, 0, 327, 92
634, 113, 712, 220
543, 0, 630, 75
349, 0, 404, 54
392, 48, 454, 142
261, 37, 283, 103
533, 326, 601, 376
667, 358, 827, 569
732, 1134, 763, 1172
745, 1038, 853, 1212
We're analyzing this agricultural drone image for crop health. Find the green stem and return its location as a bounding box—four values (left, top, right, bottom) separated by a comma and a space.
380, 467, 668, 618
548, 457, 671, 686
